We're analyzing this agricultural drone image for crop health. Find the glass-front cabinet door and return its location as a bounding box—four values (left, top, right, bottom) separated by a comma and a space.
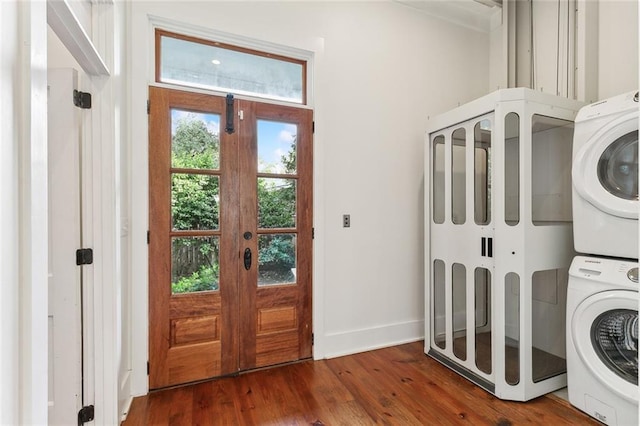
429, 113, 495, 388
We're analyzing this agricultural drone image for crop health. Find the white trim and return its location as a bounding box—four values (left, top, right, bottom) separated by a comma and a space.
321, 320, 424, 360
83, 1, 119, 424
47, 0, 110, 76
18, 1, 49, 424
1, 1, 21, 423
149, 81, 313, 111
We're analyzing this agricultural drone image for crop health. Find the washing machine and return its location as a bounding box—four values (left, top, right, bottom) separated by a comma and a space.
572, 91, 639, 260
567, 256, 638, 425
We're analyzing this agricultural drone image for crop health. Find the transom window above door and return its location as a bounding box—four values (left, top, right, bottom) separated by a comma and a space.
156, 29, 307, 104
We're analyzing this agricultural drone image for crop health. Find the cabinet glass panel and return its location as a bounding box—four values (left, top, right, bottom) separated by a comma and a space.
452, 129, 466, 225
475, 267, 492, 374
433, 136, 445, 224
531, 268, 568, 382
531, 115, 574, 225
474, 120, 492, 225
505, 113, 520, 226
452, 263, 467, 361
505, 272, 520, 385
433, 259, 446, 349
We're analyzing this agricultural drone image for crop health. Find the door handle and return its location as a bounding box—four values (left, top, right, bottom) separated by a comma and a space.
244, 248, 252, 270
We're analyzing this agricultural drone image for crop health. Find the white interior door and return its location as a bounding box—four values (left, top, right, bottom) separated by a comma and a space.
47, 68, 83, 425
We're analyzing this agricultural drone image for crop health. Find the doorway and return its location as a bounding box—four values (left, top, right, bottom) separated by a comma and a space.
148, 87, 313, 389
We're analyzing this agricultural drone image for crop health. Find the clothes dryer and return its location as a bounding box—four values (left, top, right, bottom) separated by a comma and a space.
572, 91, 638, 260
567, 256, 638, 426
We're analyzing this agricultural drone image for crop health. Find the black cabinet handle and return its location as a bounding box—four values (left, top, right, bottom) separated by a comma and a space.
244, 248, 252, 270
481, 237, 486, 257
487, 238, 493, 258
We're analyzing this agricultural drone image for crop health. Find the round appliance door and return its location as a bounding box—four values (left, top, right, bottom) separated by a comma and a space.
571, 290, 639, 403
573, 112, 638, 219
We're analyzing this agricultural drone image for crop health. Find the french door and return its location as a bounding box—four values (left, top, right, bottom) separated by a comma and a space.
148, 86, 313, 389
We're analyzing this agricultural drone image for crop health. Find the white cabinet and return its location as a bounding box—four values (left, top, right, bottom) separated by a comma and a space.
425, 88, 584, 401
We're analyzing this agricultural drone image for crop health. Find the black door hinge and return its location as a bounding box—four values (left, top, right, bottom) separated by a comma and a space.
147, 361, 150, 375
147, 99, 150, 114
78, 405, 94, 425
312, 333, 314, 345
76, 248, 94, 265
73, 90, 92, 109
312, 121, 315, 133
147, 230, 150, 244
312, 227, 315, 239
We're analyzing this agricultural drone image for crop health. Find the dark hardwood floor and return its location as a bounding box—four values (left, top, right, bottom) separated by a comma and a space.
122, 341, 598, 425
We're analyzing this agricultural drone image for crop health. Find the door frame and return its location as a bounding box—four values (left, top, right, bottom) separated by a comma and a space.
129, 14, 322, 396
147, 87, 313, 388
46, 1, 122, 424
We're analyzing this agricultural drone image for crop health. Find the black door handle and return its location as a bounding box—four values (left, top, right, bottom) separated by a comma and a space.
244, 248, 252, 270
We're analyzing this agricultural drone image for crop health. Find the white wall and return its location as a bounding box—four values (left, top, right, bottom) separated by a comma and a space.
0, 1, 49, 424
496, 0, 638, 101
128, 0, 490, 394
0, 2, 21, 424
597, 0, 638, 99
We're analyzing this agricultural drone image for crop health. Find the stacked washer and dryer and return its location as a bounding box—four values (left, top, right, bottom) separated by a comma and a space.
568, 91, 639, 425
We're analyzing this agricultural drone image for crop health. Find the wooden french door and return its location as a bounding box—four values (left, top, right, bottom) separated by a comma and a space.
148, 86, 313, 389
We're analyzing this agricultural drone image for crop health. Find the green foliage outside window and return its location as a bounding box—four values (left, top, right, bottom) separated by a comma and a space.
170, 114, 298, 293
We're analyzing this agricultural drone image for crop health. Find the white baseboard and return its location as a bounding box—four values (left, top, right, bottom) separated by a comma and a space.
118, 370, 133, 423
321, 319, 424, 359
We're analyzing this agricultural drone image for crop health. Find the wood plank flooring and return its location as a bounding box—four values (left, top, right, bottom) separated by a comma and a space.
122, 341, 598, 425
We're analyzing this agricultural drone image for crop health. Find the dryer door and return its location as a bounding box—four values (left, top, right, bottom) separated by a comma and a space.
571, 290, 639, 403
572, 112, 638, 219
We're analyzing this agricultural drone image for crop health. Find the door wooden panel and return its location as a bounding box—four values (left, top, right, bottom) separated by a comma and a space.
238, 101, 313, 371
149, 87, 239, 389
149, 86, 312, 389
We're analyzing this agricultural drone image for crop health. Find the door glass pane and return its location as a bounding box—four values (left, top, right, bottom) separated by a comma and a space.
433, 259, 446, 349
258, 120, 298, 174
433, 135, 445, 224
258, 178, 296, 229
172, 174, 220, 231
474, 120, 491, 225
258, 234, 296, 286
452, 129, 466, 225
475, 267, 492, 374
591, 309, 639, 385
598, 131, 639, 200
505, 272, 520, 385
531, 115, 574, 225
171, 236, 219, 294
532, 269, 567, 382
171, 109, 220, 170
452, 263, 467, 361
505, 113, 520, 226
159, 32, 305, 104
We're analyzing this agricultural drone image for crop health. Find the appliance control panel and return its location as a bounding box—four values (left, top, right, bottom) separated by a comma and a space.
570, 256, 639, 287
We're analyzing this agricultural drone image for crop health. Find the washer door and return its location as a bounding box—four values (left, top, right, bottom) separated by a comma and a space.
572, 290, 639, 403
573, 112, 638, 219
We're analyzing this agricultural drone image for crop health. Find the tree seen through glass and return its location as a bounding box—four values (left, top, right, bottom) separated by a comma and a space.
170, 111, 298, 293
